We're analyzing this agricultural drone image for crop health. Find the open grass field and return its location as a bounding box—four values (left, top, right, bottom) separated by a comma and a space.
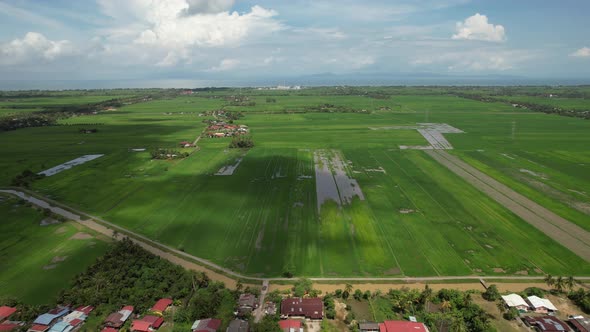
1, 87, 589, 278
0, 195, 110, 304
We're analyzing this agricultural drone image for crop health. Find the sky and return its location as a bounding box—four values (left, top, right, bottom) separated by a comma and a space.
0, 0, 589, 84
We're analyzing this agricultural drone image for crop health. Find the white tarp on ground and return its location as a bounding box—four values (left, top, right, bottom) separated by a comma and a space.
38, 154, 104, 176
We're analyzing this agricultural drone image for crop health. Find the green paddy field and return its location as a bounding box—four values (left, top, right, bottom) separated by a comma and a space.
1, 87, 589, 278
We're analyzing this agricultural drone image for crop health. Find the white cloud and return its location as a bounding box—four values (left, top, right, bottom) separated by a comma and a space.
209, 58, 240, 71
0, 32, 74, 66
570, 47, 590, 57
182, 0, 235, 15
452, 13, 505, 42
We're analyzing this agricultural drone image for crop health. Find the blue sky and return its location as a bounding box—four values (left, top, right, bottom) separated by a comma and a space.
0, 0, 589, 82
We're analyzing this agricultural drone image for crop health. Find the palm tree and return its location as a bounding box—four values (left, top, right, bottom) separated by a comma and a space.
441, 300, 451, 312
544, 274, 555, 288
344, 283, 353, 294
566, 276, 578, 292
555, 276, 566, 293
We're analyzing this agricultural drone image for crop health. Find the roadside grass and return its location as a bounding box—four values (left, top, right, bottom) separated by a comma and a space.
0, 195, 110, 304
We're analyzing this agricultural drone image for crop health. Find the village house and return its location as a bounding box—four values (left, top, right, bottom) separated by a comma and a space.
151, 299, 173, 315
527, 296, 558, 314
0, 307, 16, 322
378, 320, 429, 332
501, 294, 529, 312
279, 320, 303, 332
569, 316, 590, 332
227, 319, 249, 332
523, 316, 572, 332
0, 306, 22, 331
237, 294, 258, 317
280, 298, 323, 320
179, 141, 194, 148
358, 322, 380, 332
102, 305, 134, 330
131, 315, 164, 332
263, 301, 277, 316
191, 318, 222, 332
29, 307, 70, 332
46, 306, 94, 332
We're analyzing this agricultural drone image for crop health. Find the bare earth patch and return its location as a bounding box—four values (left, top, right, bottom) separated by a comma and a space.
51, 256, 68, 263
399, 208, 415, 214
43, 264, 57, 270
40, 218, 60, 226
493, 268, 506, 273
70, 232, 93, 240
54, 226, 68, 234
515, 270, 529, 275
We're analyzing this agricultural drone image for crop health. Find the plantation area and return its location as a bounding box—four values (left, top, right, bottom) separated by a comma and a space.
1, 87, 589, 278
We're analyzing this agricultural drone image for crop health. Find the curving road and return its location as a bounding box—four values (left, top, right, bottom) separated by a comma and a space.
2, 188, 589, 286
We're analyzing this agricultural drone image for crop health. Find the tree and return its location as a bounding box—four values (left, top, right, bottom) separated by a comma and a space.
342, 283, 353, 300
544, 274, 555, 288
482, 285, 500, 301
566, 276, 578, 292
441, 300, 451, 312
353, 289, 363, 301
293, 278, 313, 297
554, 276, 566, 293
503, 307, 518, 321
236, 280, 243, 292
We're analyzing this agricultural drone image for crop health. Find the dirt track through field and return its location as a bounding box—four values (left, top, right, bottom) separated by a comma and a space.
425, 150, 590, 262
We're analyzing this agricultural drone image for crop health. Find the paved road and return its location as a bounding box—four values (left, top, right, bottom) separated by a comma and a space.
3, 188, 590, 284
426, 150, 590, 262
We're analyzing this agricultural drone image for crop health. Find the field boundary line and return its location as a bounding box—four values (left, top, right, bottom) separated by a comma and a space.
3, 187, 590, 284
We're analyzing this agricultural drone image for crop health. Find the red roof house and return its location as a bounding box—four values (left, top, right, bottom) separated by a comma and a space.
131, 320, 152, 332
100, 328, 118, 332
192, 318, 222, 332
279, 320, 303, 332
151, 299, 173, 314
379, 321, 429, 332
0, 322, 20, 331
0, 307, 16, 321
280, 298, 323, 320
131, 315, 164, 332
27, 324, 50, 332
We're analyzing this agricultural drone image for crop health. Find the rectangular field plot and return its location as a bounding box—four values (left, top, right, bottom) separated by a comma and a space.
38, 154, 104, 176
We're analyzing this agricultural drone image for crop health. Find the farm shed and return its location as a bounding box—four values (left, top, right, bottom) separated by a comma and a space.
151, 298, 173, 315
27, 324, 50, 332
280, 298, 323, 320
501, 294, 529, 312
279, 320, 303, 332
523, 316, 572, 332
237, 294, 258, 316
527, 296, 558, 314
191, 318, 221, 332
378, 320, 429, 332
227, 319, 249, 332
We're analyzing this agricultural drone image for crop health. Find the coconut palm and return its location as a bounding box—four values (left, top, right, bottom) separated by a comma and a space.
566, 276, 578, 292
544, 274, 555, 288
554, 276, 566, 293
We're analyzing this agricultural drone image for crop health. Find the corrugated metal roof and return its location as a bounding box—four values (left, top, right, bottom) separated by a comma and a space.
501, 294, 528, 308
527, 296, 558, 311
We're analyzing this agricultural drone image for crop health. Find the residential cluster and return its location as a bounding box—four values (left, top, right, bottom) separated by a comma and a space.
205, 122, 249, 138
501, 293, 590, 331
27, 305, 94, 332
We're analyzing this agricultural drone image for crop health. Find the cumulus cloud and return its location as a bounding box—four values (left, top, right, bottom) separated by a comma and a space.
452, 13, 506, 42
182, 0, 235, 15
570, 47, 590, 57
0, 32, 74, 65
99, 1, 282, 48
